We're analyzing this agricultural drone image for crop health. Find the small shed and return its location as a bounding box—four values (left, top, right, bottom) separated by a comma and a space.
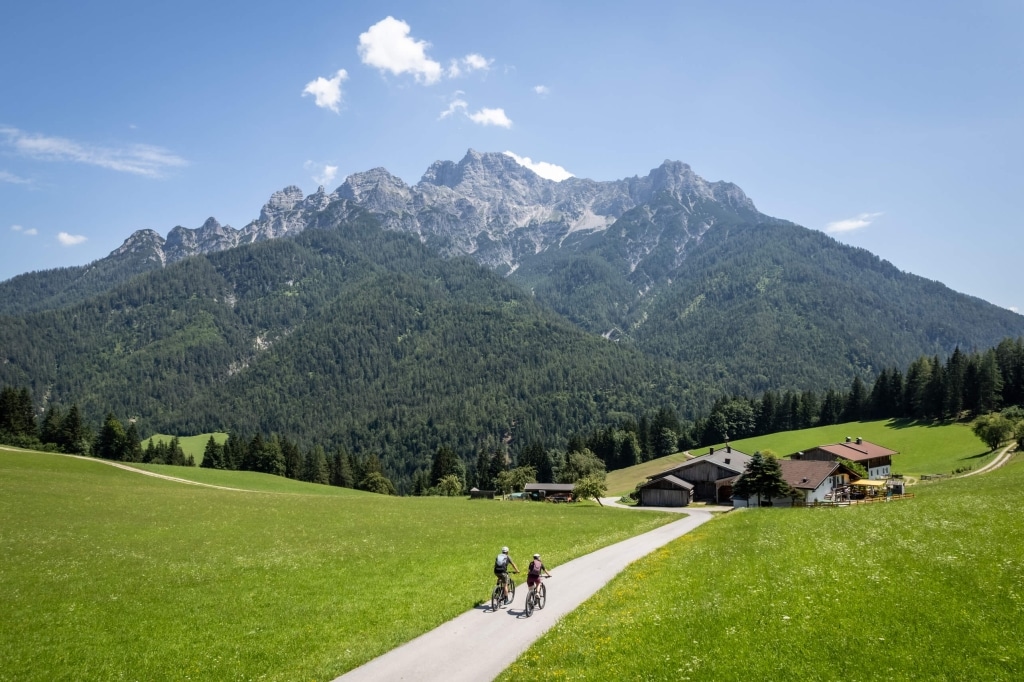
468, 487, 496, 500
637, 475, 694, 507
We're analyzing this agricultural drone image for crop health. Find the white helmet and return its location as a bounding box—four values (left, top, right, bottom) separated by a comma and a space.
533, 553, 540, 559
502, 546, 509, 553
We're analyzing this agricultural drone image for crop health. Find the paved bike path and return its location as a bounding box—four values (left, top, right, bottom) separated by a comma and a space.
333, 509, 715, 682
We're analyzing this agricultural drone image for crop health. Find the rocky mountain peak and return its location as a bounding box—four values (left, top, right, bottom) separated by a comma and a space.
260, 186, 305, 218
93, 151, 761, 277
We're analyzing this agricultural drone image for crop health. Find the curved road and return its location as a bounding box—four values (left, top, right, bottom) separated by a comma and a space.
959, 441, 1017, 477
333, 504, 728, 682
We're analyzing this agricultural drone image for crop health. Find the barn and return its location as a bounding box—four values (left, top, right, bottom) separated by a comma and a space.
639, 446, 751, 506
637, 475, 694, 507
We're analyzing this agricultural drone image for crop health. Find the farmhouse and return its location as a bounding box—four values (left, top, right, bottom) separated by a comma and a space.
732, 459, 861, 507
791, 437, 898, 479
639, 445, 751, 506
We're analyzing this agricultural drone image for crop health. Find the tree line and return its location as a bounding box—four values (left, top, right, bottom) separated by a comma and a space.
5, 337, 1023, 495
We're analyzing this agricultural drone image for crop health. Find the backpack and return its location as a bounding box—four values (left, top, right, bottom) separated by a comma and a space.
495, 554, 509, 570
529, 559, 543, 576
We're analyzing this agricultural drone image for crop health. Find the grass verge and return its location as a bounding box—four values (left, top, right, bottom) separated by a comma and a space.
0, 449, 677, 681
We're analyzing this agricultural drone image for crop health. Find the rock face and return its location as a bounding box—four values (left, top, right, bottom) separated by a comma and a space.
110, 150, 760, 275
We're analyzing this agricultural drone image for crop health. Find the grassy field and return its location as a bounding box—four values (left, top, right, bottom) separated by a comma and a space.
143, 432, 228, 464
0, 447, 677, 681
501, 454, 1024, 681
606, 419, 992, 495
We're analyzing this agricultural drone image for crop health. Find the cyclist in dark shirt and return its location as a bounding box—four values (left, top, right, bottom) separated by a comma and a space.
527, 552, 552, 594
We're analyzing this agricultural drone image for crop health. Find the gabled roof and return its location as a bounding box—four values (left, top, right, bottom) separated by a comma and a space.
670, 447, 751, 475
639, 474, 694, 491
816, 439, 898, 463
523, 483, 575, 493
779, 459, 858, 490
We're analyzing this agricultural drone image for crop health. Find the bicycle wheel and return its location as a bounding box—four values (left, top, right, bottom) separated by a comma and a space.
491, 583, 502, 611
524, 591, 535, 617
506, 577, 516, 604
537, 582, 547, 609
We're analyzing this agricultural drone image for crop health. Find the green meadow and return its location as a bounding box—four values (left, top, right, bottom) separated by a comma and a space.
502, 455, 1024, 681
607, 419, 992, 495
0, 448, 676, 681
143, 432, 228, 464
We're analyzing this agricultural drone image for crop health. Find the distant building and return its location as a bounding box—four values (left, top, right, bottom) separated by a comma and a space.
791, 437, 898, 479
639, 445, 751, 506
523, 482, 576, 502
732, 459, 861, 507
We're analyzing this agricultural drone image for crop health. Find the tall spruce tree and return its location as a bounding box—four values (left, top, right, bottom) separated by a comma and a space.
201, 436, 224, 469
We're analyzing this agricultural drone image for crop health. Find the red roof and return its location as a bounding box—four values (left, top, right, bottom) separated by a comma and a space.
815, 439, 898, 463
779, 459, 857, 490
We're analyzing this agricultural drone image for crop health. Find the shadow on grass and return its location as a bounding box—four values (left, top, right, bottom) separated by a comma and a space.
960, 450, 995, 462
886, 418, 963, 430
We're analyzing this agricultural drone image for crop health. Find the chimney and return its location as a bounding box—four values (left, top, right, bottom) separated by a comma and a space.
709, 447, 714, 455
856, 437, 863, 445
726, 444, 731, 453
845, 436, 851, 442
725, 458, 731, 464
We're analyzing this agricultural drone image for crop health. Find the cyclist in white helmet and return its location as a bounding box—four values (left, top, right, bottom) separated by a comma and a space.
493, 546, 519, 604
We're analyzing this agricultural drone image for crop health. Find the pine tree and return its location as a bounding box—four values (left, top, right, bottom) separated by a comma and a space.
59, 404, 86, 454
430, 446, 463, 487
168, 437, 186, 466
842, 377, 867, 422
733, 451, 792, 506
40, 404, 63, 446
122, 422, 143, 462
281, 436, 302, 480
474, 447, 494, 489
201, 436, 224, 469
95, 412, 127, 460
304, 445, 330, 484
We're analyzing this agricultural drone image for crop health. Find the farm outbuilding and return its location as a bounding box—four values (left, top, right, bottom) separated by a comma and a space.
637, 474, 694, 507
639, 445, 751, 506
523, 482, 575, 502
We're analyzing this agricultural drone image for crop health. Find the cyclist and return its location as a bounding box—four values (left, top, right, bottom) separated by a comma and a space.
494, 546, 519, 603
527, 552, 552, 597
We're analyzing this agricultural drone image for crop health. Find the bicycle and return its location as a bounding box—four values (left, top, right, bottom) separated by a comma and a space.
491, 571, 517, 610
523, 577, 548, 617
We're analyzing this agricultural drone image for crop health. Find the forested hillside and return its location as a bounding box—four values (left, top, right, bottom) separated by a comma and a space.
0, 213, 691, 480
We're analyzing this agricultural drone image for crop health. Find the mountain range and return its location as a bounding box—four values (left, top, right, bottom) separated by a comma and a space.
1, 150, 1021, 482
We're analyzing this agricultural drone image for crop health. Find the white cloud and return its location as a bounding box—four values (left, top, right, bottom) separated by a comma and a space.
439, 97, 468, 120
0, 126, 186, 177
304, 161, 338, 187
302, 69, 348, 113
1009, 305, 1019, 313
448, 53, 493, 77
468, 107, 513, 128
57, 232, 87, 246
0, 169, 31, 184
533, 85, 550, 95
358, 17, 443, 85
824, 211, 883, 233
503, 151, 574, 181
11, 224, 37, 235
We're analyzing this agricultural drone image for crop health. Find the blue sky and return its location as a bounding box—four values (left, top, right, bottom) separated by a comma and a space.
2, 1, 1021, 313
